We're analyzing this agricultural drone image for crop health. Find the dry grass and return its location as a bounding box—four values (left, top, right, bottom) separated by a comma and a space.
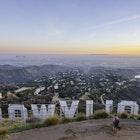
92, 110, 109, 119
0, 127, 9, 140
44, 115, 60, 126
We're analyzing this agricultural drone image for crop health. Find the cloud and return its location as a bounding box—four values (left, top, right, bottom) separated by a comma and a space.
88, 14, 140, 30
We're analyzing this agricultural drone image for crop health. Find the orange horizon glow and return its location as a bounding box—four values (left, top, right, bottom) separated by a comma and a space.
1, 43, 140, 55
0, 44, 140, 55
1, 0, 140, 56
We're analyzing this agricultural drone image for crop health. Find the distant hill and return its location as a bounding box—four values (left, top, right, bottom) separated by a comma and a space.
0, 65, 140, 112
0, 65, 70, 84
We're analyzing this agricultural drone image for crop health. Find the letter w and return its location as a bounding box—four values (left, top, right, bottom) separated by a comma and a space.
31, 104, 55, 120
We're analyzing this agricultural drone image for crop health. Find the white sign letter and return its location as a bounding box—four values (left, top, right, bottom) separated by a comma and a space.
105, 100, 113, 114
0, 108, 2, 122
31, 104, 56, 120
8, 104, 28, 123
60, 100, 79, 118
86, 100, 93, 117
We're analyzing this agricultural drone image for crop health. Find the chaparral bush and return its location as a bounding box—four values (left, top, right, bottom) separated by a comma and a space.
76, 113, 87, 121
128, 114, 138, 119
137, 115, 140, 120
44, 115, 60, 126
61, 117, 72, 123
120, 112, 129, 119
92, 110, 109, 119
0, 127, 9, 140
26, 117, 41, 123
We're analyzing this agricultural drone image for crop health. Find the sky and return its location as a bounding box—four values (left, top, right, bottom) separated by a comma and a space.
0, 0, 140, 54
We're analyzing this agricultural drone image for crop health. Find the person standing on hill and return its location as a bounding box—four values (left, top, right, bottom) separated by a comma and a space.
112, 114, 120, 131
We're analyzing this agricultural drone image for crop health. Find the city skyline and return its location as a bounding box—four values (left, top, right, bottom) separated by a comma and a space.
0, 0, 140, 54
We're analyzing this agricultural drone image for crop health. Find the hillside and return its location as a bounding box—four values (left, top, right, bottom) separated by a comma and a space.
0, 65, 140, 111
0, 65, 70, 84
8, 119, 140, 140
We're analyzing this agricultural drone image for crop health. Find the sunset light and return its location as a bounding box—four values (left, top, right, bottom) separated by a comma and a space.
0, 0, 140, 55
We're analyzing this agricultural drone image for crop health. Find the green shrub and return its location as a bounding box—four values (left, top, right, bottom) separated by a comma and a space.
26, 117, 41, 123
129, 114, 138, 119
88, 114, 94, 120
120, 112, 129, 118
8, 122, 45, 133
116, 113, 121, 118
44, 115, 60, 126
61, 117, 72, 123
137, 115, 140, 120
30, 122, 44, 129
0, 127, 9, 140
92, 110, 109, 119
76, 113, 86, 121
9, 124, 31, 133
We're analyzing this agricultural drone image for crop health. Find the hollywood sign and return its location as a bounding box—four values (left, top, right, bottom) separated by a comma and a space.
0, 100, 139, 123
0, 100, 93, 123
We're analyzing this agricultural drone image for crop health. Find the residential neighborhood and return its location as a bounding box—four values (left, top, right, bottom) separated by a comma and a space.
0, 66, 140, 115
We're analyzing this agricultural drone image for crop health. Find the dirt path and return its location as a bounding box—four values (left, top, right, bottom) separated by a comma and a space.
8, 119, 140, 140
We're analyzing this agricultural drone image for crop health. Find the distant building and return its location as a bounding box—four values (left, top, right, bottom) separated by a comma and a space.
34, 87, 45, 95
15, 87, 33, 93
54, 83, 59, 90
135, 75, 140, 79
70, 81, 74, 85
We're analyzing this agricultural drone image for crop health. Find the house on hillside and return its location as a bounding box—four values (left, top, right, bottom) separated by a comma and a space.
15, 87, 33, 93
34, 87, 45, 96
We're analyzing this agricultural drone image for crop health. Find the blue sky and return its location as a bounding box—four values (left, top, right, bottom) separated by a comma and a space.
0, 0, 140, 54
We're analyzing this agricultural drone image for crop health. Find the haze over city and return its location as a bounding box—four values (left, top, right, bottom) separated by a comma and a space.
0, 0, 140, 54
1, 1, 140, 140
